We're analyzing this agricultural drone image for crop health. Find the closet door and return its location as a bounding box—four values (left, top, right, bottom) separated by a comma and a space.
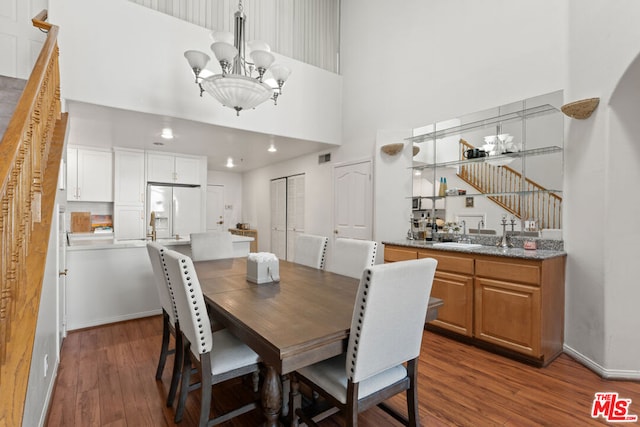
270, 178, 287, 259
286, 174, 305, 261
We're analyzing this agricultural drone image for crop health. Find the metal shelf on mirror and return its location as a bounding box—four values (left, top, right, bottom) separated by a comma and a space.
407, 104, 559, 144
442, 189, 563, 198
408, 196, 445, 200
411, 146, 563, 171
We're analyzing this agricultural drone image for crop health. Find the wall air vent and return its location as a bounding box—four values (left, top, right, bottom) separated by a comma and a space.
318, 153, 331, 164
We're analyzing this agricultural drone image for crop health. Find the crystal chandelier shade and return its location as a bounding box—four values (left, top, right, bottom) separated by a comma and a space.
184, 0, 291, 116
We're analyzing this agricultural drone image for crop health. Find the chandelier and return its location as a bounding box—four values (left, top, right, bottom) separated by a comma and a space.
183, 0, 291, 116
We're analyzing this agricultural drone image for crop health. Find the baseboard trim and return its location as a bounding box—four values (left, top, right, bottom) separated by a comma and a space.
563, 344, 640, 380
67, 309, 162, 331
39, 359, 59, 427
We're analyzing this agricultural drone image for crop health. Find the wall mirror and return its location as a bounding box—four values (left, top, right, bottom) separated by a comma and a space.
409, 90, 564, 239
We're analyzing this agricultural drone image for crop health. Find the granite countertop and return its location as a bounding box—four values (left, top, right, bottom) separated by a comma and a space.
382, 239, 566, 260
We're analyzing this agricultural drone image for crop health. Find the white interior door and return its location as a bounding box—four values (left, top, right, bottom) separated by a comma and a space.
206, 185, 225, 231
334, 160, 373, 240
270, 178, 287, 259
286, 174, 305, 261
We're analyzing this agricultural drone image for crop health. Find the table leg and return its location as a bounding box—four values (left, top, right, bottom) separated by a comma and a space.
289, 375, 301, 427
262, 365, 282, 427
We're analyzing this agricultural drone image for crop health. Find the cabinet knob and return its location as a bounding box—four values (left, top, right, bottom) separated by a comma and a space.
59, 269, 68, 277
334, 229, 338, 234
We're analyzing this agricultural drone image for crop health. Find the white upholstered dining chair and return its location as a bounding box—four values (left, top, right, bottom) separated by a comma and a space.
331, 238, 378, 279
291, 257, 438, 427
190, 231, 234, 261
146, 242, 183, 409
294, 234, 329, 269
162, 248, 261, 426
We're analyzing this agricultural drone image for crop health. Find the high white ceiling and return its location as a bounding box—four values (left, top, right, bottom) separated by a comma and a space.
66, 100, 336, 173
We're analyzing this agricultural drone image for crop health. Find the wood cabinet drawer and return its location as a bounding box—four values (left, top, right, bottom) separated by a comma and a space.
476, 258, 540, 285
418, 250, 474, 275
384, 246, 418, 262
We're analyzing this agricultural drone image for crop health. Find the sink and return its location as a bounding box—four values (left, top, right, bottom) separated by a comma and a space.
432, 242, 483, 249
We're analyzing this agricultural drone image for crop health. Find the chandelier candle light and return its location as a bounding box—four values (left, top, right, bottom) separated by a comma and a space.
183, 0, 291, 116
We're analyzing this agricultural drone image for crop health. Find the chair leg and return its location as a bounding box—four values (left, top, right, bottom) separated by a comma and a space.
406, 360, 420, 427
346, 382, 359, 427
167, 324, 183, 407
156, 311, 171, 380
175, 343, 192, 424
199, 355, 213, 427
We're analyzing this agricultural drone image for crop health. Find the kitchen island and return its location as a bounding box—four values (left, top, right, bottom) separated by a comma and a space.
383, 239, 566, 367
65, 235, 255, 330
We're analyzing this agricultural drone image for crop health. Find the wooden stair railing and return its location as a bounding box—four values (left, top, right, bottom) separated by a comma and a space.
458, 139, 562, 230
0, 10, 67, 426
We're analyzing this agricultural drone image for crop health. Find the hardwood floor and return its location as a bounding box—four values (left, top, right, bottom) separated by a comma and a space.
46, 316, 640, 426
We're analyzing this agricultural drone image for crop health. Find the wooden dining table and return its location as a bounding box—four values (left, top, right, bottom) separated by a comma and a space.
194, 257, 443, 426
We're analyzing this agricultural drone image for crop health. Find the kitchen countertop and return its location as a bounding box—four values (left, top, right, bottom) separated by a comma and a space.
67, 235, 254, 251
382, 239, 566, 260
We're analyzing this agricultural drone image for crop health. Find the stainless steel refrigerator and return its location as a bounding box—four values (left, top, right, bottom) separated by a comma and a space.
147, 183, 202, 239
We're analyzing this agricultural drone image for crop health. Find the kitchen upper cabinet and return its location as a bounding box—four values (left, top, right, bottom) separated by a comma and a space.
146, 152, 202, 185
114, 149, 145, 204
67, 146, 113, 202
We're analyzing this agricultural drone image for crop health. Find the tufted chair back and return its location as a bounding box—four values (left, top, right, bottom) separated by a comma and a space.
345, 258, 437, 383
163, 249, 213, 357
331, 238, 378, 279
147, 242, 178, 324
294, 234, 329, 269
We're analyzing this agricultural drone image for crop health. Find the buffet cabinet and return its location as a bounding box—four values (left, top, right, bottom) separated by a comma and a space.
384, 244, 566, 366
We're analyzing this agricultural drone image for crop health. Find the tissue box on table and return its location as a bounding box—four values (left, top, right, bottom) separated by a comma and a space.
246, 252, 280, 284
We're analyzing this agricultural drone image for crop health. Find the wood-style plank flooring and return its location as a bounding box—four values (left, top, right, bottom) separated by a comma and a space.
46, 316, 640, 426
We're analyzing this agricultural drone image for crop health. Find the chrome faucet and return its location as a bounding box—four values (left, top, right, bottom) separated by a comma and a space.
458, 220, 472, 244
477, 219, 484, 234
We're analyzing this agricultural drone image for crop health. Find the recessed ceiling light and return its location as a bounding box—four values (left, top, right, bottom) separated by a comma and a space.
226, 157, 235, 168
268, 143, 277, 153
161, 128, 174, 139
414, 170, 421, 176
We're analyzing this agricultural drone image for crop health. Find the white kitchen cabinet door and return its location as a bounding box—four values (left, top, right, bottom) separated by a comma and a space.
114, 149, 145, 204
66, 147, 78, 201
114, 204, 145, 240
174, 156, 201, 185
146, 153, 202, 185
146, 153, 175, 183
67, 147, 113, 202
78, 149, 113, 201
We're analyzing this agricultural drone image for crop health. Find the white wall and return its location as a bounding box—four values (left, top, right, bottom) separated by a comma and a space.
563, 0, 640, 376
49, 0, 342, 145
22, 198, 64, 427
